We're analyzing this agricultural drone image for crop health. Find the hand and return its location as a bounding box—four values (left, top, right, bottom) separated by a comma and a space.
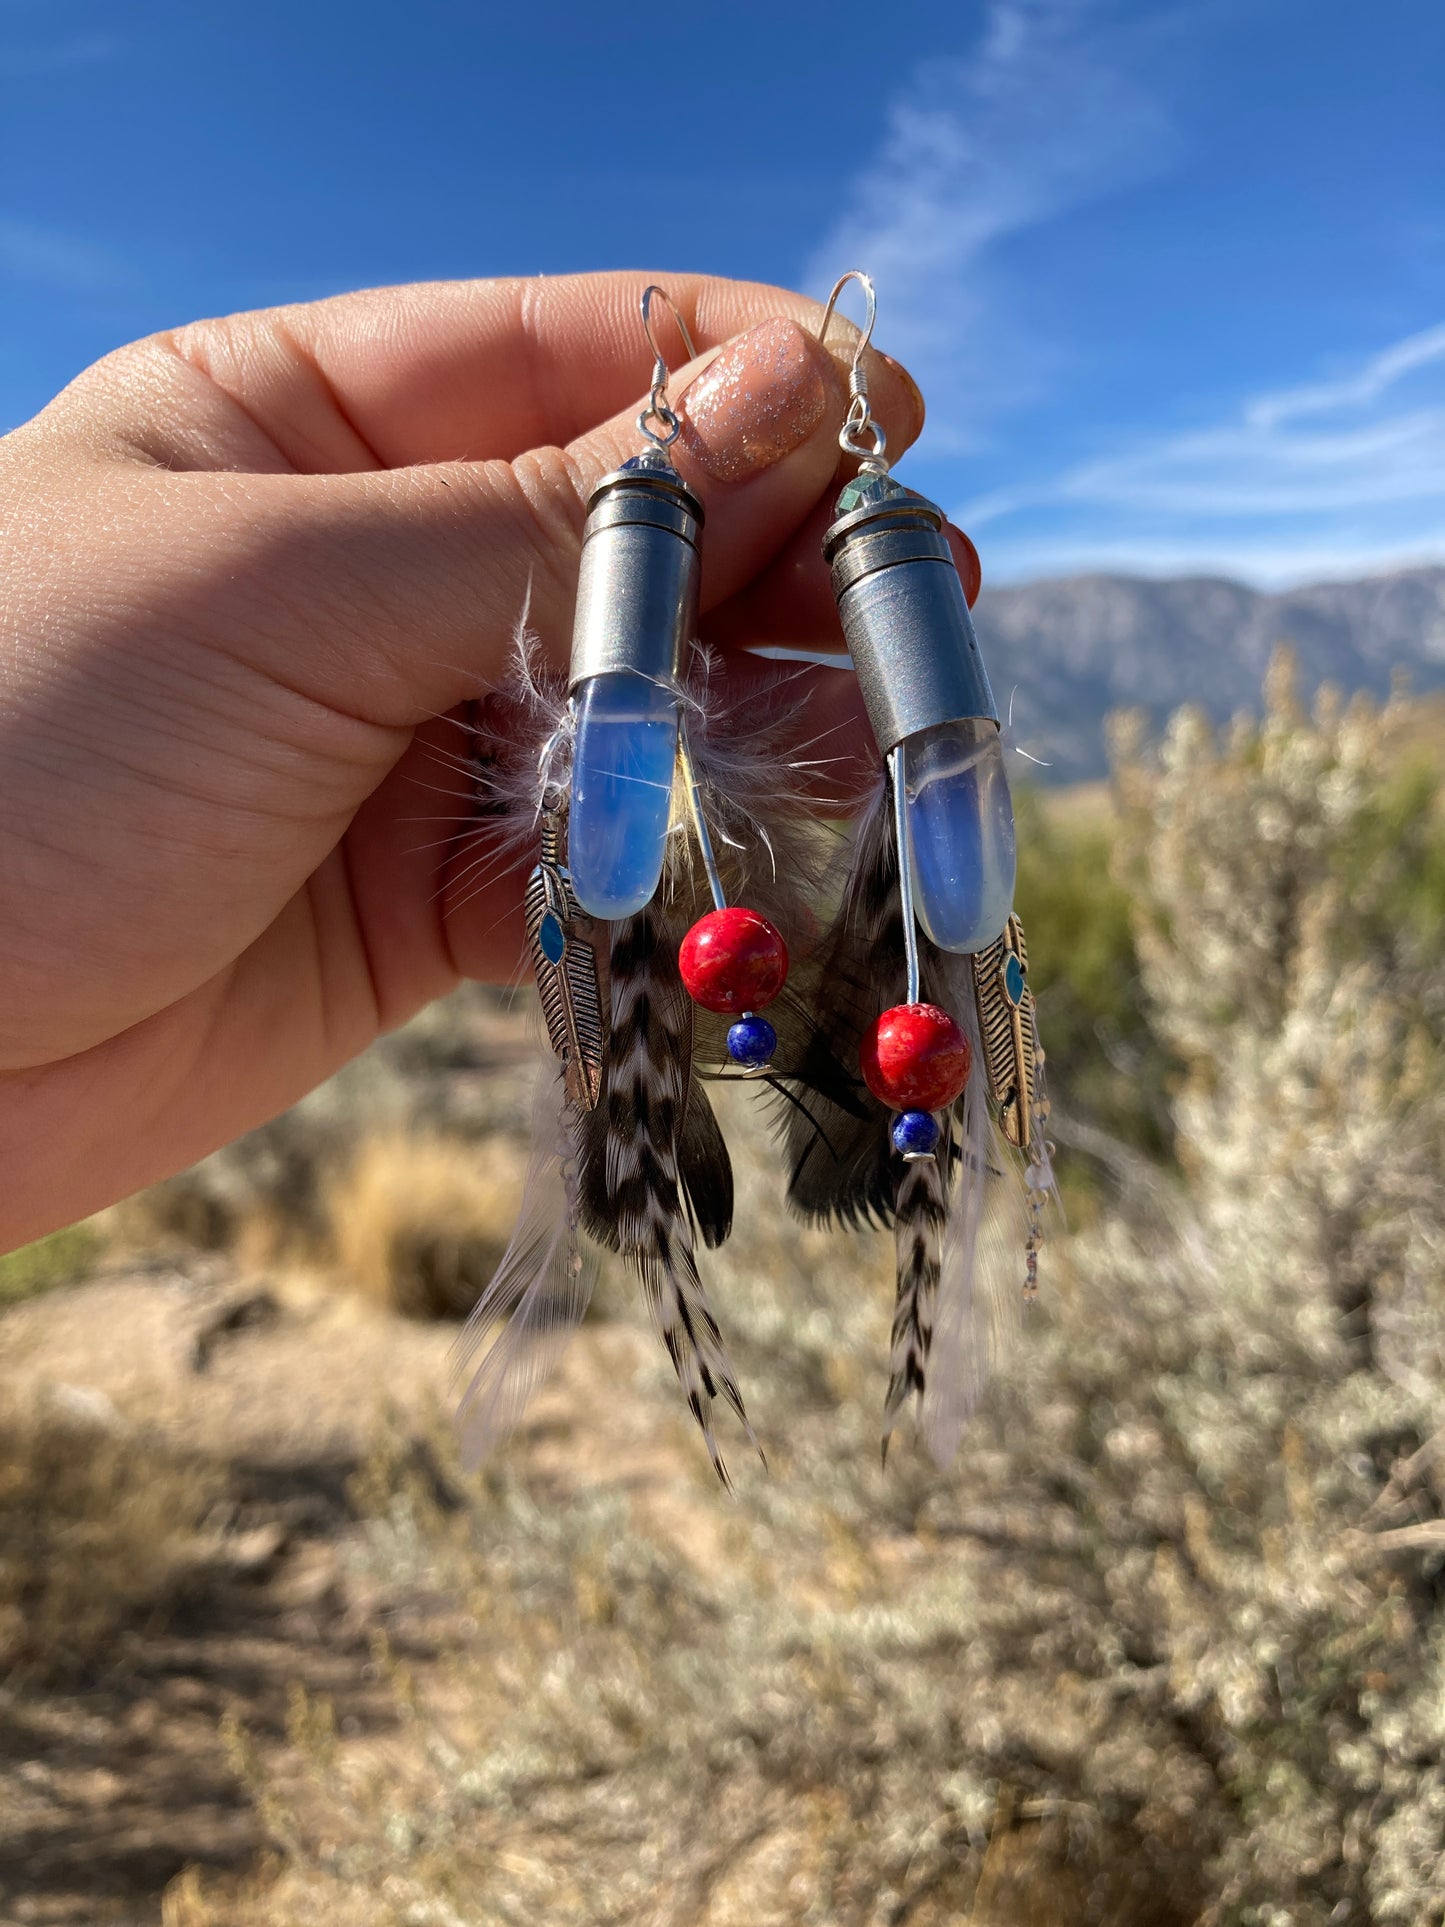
0, 271, 953, 1247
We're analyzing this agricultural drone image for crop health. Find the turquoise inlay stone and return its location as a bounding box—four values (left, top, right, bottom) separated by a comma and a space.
1003, 952, 1026, 1006
904, 718, 1017, 954
834, 472, 914, 515
538, 911, 566, 964
568, 670, 679, 919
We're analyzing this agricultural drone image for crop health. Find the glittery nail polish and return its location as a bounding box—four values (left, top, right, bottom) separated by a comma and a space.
676, 318, 833, 483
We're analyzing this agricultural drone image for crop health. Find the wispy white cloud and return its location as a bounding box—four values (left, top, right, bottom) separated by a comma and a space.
806, 0, 1178, 451
805, 2, 1445, 585
1245, 323, 1445, 431
962, 322, 1445, 584
0, 217, 132, 293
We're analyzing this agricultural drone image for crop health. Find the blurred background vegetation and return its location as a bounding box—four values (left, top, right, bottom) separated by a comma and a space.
2, 660, 1443, 1926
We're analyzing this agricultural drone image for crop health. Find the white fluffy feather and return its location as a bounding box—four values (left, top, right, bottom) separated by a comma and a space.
451, 1065, 591, 1466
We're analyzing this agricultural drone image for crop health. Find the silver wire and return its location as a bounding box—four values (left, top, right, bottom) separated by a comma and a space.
817, 269, 889, 471
677, 721, 727, 913
638, 284, 699, 450
890, 746, 921, 1005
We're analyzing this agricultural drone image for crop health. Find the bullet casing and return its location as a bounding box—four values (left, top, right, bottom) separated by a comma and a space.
569, 460, 705, 691
824, 487, 998, 754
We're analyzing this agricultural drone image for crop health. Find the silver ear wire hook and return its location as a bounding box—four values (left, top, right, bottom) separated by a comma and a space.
818, 268, 877, 361
638, 284, 699, 451
817, 269, 889, 472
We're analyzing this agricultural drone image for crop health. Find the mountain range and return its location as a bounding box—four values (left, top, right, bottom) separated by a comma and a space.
973, 565, 1445, 782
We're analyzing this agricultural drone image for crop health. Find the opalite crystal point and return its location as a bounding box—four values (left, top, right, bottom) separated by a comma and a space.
568, 670, 679, 919
903, 717, 1016, 952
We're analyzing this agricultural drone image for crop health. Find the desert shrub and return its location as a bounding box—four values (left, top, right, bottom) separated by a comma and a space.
1112, 655, 1445, 1378
323, 1130, 525, 1319
0, 1396, 220, 1680
1013, 783, 1174, 1164
115, 984, 534, 1278
0, 1221, 101, 1306
171, 671, 1445, 1925
1024, 655, 1445, 1921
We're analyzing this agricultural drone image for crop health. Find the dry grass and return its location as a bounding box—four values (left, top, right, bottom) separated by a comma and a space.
7, 673, 1445, 1925
1383, 688, 1445, 776
323, 1129, 525, 1319
0, 1393, 220, 1681
161, 668, 1445, 1927
0, 1222, 102, 1308
150, 1261, 1223, 1927
108, 981, 536, 1286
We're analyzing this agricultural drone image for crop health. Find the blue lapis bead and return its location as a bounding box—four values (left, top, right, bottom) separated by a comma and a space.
892, 1109, 940, 1157
726, 1014, 777, 1069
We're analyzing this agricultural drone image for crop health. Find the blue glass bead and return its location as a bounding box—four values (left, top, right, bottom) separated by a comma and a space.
568, 670, 679, 919
1003, 951, 1026, 1006
892, 1109, 940, 1157
903, 718, 1016, 953
726, 1014, 777, 1068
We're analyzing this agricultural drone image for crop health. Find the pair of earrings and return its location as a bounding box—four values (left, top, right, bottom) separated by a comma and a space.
454, 276, 1053, 1483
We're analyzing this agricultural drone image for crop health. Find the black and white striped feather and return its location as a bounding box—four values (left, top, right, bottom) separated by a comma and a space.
454, 628, 831, 1481
882, 1107, 955, 1461
775, 781, 1023, 1465
582, 907, 758, 1487
775, 790, 905, 1228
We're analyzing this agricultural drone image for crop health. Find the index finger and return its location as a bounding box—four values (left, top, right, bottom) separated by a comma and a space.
165, 271, 872, 471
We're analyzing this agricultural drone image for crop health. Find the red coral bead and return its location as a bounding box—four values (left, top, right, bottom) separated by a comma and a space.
678, 907, 789, 1015
861, 1003, 972, 1111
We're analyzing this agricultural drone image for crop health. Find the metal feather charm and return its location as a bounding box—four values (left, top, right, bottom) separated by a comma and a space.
971, 913, 1037, 1151
524, 806, 606, 1112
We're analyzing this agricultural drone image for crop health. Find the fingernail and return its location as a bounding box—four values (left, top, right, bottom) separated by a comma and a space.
677, 318, 833, 483
877, 352, 926, 435
947, 523, 982, 607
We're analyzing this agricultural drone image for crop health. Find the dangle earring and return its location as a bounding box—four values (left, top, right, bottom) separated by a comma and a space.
453, 284, 803, 1486
566, 288, 705, 921
568, 287, 790, 1071
776, 271, 1054, 1464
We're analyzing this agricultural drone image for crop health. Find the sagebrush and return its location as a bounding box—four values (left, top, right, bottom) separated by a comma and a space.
156, 664, 1445, 1926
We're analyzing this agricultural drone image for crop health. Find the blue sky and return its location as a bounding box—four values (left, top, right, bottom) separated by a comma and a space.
2, 0, 1441, 586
